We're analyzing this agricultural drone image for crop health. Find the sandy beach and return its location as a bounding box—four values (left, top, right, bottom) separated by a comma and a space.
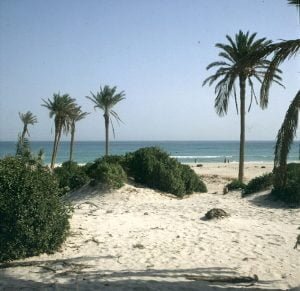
0, 162, 299, 290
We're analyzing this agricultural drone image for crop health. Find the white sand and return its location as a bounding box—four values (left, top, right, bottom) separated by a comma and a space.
1, 163, 299, 290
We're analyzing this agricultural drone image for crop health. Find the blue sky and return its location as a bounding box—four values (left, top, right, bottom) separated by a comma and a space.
0, 0, 299, 141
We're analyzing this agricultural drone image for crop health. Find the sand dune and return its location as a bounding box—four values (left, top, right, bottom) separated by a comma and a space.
0, 163, 299, 290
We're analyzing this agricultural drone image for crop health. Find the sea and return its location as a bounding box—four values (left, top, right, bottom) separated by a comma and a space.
0, 140, 299, 165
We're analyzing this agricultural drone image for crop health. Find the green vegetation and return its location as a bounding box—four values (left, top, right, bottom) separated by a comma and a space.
85, 158, 127, 189
226, 179, 246, 191
203, 31, 282, 182
15, 136, 44, 167
86, 85, 125, 156
0, 157, 70, 262
242, 173, 273, 196
271, 163, 300, 204
54, 161, 89, 194
126, 147, 207, 197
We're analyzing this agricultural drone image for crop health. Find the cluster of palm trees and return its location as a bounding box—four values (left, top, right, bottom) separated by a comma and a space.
203, 0, 300, 191
17, 0, 299, 195
18, 85, 125, 170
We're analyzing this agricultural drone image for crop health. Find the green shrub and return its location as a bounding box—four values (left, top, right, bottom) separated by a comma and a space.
101, 155, 126, 165
54, 161, 89, 193
181, 164, 207, 194
271, 163, 300, 204
0, 157, 71, 262
126, 147, 207, 197
85, 158, 127, 189
242, 173, 273, 196
286, 163, 300, 177
226, 179, 246, 191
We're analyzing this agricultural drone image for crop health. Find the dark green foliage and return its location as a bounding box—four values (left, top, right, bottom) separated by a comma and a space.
85, 158, 127, 189
101, 155, 126, 165
226, 179, 246, 191
54, 161, 89, 193
181, 164, 207, 194
126, 147, 207, 197
242, 173, 273, 196
16, 135, 31, 157
286, 163, 300, 176
15, 136, 44, 167
0, 157, 70, 262
271, 163, 300, 204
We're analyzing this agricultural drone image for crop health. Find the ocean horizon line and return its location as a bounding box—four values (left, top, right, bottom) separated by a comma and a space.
0, 139, 282, 143
1, 140, 299, 164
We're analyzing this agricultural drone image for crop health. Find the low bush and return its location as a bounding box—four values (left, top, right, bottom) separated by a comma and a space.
226, 179, 246, 191
101, 155, 126, 165
0, 157, 70, 262
242, 173, 273, 196
181, 164, 207, 194
54, 161, 89, 193
85, 158, 127, 189
126, 147, 207, 197
271, 163, 300, 204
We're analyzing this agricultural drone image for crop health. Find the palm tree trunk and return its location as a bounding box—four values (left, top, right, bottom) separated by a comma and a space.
21, 125, 27, 144
238, 75, 246, 182
69, 126, 75, 163
53, 129, 62, 168
50, 129, 58, 169
51, 122, 62, 169
104, 113, 109, 156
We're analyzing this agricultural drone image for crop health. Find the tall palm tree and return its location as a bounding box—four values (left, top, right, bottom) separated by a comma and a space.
203, 30, 282, 182
69, 106, 89, 162
261, 39, 300, 190
259, 1, 300, 190
42, 93, 76, 169
19, 111, 38, 143
86, 85, 125, 156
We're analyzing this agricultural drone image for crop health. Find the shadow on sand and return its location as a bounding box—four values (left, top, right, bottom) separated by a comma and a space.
245, 191, 300, 210
0, 256, 293, 290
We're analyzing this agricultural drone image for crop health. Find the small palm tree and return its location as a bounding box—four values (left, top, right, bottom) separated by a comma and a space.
69, 106, 89, 162
19, 111, 38, 143
86, 85, 125, 156
203, 30, 282, 182
42, 93, 76, 169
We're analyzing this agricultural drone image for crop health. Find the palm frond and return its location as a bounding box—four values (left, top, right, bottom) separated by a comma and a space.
247, 78, 258, 112
204, 30, 282, 116
19, 111, 38, 125
260, 39, 300, 104
206, 61, 230, 70
274, 90, 300, 169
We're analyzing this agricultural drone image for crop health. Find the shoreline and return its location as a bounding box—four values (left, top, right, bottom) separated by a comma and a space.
52, 161, 291, 168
